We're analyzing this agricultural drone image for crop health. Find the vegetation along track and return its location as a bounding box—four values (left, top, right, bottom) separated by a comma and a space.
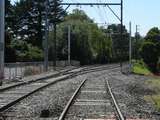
58, 68, 125, 120
0, 64, 119, 114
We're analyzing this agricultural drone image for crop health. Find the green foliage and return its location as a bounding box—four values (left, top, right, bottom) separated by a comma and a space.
107, 24, 129, 61
49, 0, 65, 24
145, 27, 160, 43
140, 41, 159, 72
5, 0, 65, 62
65, 9, 93, 23
145, 78, 160, 111
11, 39, 43, 62
136, 27, 160, 73
49, 9, 113, 64
132, 60, 151, 75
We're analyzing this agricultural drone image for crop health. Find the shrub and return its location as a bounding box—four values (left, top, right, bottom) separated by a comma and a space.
140, 41, 159, 72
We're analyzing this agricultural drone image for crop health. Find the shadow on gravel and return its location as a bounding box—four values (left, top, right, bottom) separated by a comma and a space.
40, 109, 50, 117
40, 104, 63, 118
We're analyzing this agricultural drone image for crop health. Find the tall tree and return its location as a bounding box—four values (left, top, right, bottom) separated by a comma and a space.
13, 0, 45, 48
49, 9, 113, 65
140, 27, 160, 72
49, 0, 65, 66
5, 0, 16, 62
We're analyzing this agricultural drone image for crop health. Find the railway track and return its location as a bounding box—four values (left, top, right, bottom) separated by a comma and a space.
58, 69, 124, 120
0, 64, 120, 115
0, 64, 119, 92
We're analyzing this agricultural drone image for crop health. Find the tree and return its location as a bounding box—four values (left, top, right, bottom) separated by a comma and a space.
107, 24, 129, 61
140, 41, 159, 72
49, 9, 113, 65
49, 0, 65, 66
145, 27, 160, 43
5, 0, 16, 62
145, 27, 160, 57
11, 39, 43, 62
139, 27, 160, 72
5, 0, 66, 62
13, 0, 45, 48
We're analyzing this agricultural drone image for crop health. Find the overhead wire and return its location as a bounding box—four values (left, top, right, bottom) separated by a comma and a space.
95, 0, 107, 24
99, 0, 109, 26
104, 0, 121, 22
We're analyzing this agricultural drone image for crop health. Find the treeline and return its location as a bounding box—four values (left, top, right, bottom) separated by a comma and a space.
5, 0, 130, 65
49, 9, 129, 65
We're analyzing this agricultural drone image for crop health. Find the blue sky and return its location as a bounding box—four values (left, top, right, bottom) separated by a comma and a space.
11, 0, 160, 36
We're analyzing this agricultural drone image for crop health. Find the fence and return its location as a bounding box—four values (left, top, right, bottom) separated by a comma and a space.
4, 60, 80, 80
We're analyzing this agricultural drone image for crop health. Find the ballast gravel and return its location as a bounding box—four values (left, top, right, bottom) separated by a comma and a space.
1, 66, 159, 120
2, 75, 87, 120
107, 71, 159, 120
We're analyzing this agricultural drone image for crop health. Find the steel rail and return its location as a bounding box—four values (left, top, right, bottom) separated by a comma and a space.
58, 66, 120, 120
0, 67, 78, 92
0, 64, 119, 113
0, 64, 119, 92
106, 79, 125, 120
0, 74, 72, 112
58, 78, 87, 120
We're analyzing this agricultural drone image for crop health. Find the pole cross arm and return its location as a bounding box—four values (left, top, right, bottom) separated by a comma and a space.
61, 3, 121, 6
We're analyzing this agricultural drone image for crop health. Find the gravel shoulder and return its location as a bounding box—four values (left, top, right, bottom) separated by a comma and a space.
107, 71, 160, 120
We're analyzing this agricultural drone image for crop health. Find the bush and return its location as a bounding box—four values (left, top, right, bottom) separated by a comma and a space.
11, 39, 43, 62
132, 60, 151, 75
140, 41, 159, 72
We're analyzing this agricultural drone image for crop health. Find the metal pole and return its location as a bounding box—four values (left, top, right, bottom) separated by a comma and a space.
135, 25, 138, 61
53, 24, 57, 69
129, 22, 132, 73
68, 25, 71, 66
44, 0, 49, 72
120, 0, 123, 73
0, 0, 5, 85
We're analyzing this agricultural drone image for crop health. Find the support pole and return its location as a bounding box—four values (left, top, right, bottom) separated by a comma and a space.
68, 25, 71, 66
135, 25, 138, 61
53, 24, 57, 69
0, 0, 5, 85
44, 0, 49, 72
120, 0, 123, 73
129, 22, 132, 73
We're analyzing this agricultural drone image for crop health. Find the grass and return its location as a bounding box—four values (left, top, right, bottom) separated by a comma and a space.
132, 60, 152, 75
132, 60, 160, 111
145, 78, 160, 111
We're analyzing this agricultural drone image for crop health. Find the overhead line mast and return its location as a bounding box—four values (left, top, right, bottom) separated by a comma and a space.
61, 3, 121, 6
0, 0, 5, 85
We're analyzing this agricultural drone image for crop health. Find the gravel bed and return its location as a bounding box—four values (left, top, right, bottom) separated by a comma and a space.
108, 72, 160, 120
1, 68, 116, 120
2, 66, 157, 120
1, 75, 87, 120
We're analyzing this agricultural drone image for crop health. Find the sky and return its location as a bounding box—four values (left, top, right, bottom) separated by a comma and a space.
11, 0, 160, 36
